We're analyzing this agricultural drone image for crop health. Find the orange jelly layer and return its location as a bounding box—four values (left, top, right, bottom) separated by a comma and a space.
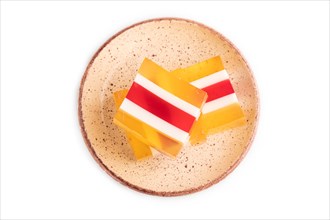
171, 56, 224, 82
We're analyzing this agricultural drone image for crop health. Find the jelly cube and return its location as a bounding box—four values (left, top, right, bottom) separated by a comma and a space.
173, 56, 246, 140
113, 58, 207, 157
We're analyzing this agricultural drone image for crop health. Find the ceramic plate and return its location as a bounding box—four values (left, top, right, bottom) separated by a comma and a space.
79, 18, 259, 196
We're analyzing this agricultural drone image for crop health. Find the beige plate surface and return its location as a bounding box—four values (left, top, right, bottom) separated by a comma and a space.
79, 18, 259, 196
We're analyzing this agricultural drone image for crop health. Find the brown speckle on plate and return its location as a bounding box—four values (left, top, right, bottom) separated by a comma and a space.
79, 18, 259, 196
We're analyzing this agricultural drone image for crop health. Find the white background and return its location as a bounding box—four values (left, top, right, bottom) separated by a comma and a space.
1, 1, 329, 219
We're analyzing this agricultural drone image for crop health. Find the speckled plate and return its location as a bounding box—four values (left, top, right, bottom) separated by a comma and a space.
79, 18, 259, 196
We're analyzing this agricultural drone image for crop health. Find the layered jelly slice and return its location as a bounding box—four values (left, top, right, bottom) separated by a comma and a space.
113, 58, 207, 157
114, 56, 246, 152
172, 56, 246, 143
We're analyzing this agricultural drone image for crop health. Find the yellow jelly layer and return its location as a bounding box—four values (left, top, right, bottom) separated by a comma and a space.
171, 56, 224, 82
113, 90, 152, 160
113, 90, 128, 109
114, 109, 182, 158
189, 117, 207, 145
138, 58, 207, 108
126, 133, 153, 160
201, 103, 245, 135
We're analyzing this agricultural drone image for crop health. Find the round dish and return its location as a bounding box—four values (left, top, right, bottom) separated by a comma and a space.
79, 18, 259, 196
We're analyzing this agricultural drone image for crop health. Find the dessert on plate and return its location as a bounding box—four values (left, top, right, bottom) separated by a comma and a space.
113, 56, 246, 160
79, 18, 259, 196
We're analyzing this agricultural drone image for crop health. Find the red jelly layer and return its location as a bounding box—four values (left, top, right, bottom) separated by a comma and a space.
202, 79, 235, 102
126, 82, 195, 132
